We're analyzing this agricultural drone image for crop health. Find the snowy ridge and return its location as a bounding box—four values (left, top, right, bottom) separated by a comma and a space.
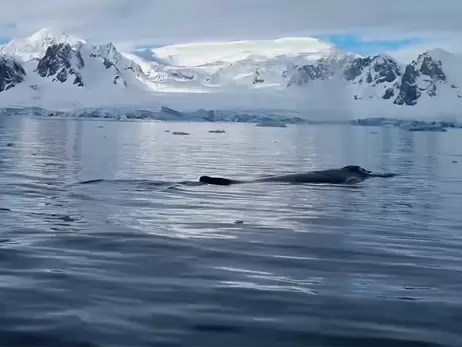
0, 29, 462, 119
0, 28, 85, 61
131, 38, 358, 94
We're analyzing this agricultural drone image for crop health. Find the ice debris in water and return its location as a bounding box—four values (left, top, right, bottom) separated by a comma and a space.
255, 119, 287, 127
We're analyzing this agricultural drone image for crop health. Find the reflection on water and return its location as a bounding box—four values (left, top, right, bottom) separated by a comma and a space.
1, 116, 462, 347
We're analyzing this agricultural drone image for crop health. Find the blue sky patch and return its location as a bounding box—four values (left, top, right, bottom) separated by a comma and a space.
318, 34, 423, 55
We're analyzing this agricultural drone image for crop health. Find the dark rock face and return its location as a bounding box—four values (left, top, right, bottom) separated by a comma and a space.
0, 56, 26, 92
419, 54, 445, 82
383, 88, 395, 100
171, 71, 194, 80
253, 68, 264, 84
394, 65, 421, 105
36, 43, 84, 87
344, 57, 372, 81
36, 43, 71, 77
287, 60, 332, 86
113, 75, 127, 87
371, 56, 401, 84
103, 58, 114, 69
344, 55, 401, 86
100, 57, 123, 85
394, 53, 446, 105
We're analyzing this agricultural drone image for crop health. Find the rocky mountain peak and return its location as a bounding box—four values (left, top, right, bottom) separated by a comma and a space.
0, 55, 26, 92
0, 28, 85, 61
344, 54, 401, 85
394, 51, 447, 105
88, 43, 144, 86
416, 52, 446, 82
0, 30, 460, 109
35, 43, 84, 87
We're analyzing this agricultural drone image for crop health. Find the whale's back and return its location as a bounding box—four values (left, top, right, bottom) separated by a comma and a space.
199, 176, 243, 185
199, 166, 396, 186
256, 171, 351, 184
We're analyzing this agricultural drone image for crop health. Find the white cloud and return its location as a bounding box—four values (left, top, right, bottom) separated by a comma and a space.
1, 0, 462, 50
385, 33, 462, 62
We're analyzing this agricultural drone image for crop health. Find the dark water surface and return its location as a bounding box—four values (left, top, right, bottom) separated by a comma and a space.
1, 116, 462, 347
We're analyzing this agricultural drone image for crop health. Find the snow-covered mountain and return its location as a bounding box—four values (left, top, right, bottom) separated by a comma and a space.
0, 28, 462, 118
124, 37, 357, 93
0, 28, 157, 109
1, 28, 85, 61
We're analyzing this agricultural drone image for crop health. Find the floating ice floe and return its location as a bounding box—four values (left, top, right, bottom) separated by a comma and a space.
255, 119, 287, 127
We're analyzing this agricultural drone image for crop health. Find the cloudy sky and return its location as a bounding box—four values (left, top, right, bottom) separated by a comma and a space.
1, 0, 461, 60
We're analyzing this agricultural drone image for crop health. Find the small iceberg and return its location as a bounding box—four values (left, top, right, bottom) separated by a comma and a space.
407, 125, 447, 132
401, 121, 448, 132
255, 119, 287, 127
208, 129, 226, 133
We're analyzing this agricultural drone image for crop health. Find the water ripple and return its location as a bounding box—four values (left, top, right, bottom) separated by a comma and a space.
1, 117, 462, 346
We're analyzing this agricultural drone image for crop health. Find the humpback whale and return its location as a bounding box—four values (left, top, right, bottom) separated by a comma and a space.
199, 165, 396, 186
